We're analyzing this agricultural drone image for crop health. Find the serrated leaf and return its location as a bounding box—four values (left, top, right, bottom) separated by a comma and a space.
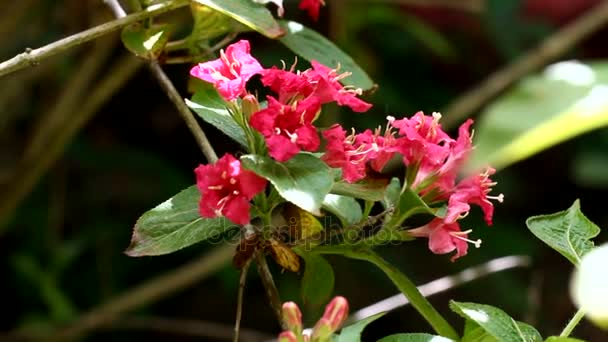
377, 333, 455, 342
121, 24, 170, 59
186, 86, 248, 147
545, 337, 587, 342
240, 153, 334, 215
299, 253, 334, 306
279, 21, 374, 90
525, 200, 600, 265
193, 0, 284, 38
333, 312, 385, 342
322, 194, 362, 226
450, 301, 542, 342
331, 178, 389, 202
469, 61, 608, 171
126, 186, 235, 256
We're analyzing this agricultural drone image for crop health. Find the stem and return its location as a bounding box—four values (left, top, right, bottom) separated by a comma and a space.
234, 260, 251, 342
255, 252, 286, 330
560, 308, 586, 337
315, 247, 459, 340
0, 0, 189, 78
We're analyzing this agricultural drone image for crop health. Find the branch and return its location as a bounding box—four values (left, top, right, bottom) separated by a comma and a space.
0, 0, 189, 78
442, 0, 608, 128
255, 252, 286, 330
48, 245, 234, 341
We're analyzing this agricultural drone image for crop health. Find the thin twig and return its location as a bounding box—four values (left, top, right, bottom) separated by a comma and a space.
255, 252, 287, 330
347, 255, 531, 323
0, 0, 189, 78
48, 244, 234, 341
442, 0, 608, 128
235, 260, 251, 342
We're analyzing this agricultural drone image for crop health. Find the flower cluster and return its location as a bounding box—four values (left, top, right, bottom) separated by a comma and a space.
279, 296, 349, 342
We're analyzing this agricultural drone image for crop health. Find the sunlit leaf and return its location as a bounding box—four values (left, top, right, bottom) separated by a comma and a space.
121, 24, 171, 59
322, 194, 362, 226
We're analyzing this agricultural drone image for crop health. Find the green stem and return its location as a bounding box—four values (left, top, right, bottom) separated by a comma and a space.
314, 247, 459, 340
560, 308, 585, 337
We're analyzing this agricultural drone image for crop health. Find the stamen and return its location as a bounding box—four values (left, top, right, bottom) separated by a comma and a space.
488, 194, 505, 203
229, 178, 237, 185
208, 185, 223, 190
221, 171, 228, 179
450, 230, 482, 248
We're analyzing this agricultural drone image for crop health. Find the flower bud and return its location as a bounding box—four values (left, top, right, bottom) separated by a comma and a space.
278, 330, 298, 342
311, 296, 349, 341
282, 301, 303, 334
241, 94, 260, 119
571, 243, 608, 329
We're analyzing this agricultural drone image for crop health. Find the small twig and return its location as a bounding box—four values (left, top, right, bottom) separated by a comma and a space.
255, 252, 287, 330
442, 0, 608, 128
48, 244, 234, 341
234, 260, 251, 342
0, 0, 189, 78
347, 255, 531, 323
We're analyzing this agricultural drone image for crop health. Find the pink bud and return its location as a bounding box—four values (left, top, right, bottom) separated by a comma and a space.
311, 296, 349, 340
282, 301, 303, 333
278, 330, 298, 342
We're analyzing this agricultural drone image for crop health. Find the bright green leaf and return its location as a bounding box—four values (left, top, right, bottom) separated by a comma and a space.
126, 186, 235, 256
462, 325, 499, 342
322, 194, 362, 226
299, 253, 335, 306
333, 312, 386, 342
241, 153, 334, 215
189, 2, 236, 43
121, 24, 171, 58
526, 200, 600, 265
193, 0, 284, 38
450, 301, 542, 342
279, 20, 374, 90
186, 86, 248, 147
378, 333, 455, 342
331, 179, 388, 202
545, 337, 587, 342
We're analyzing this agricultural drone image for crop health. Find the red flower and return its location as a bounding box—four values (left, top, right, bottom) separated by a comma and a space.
408, 218, 478, 261
299, 0, 325, 21
444, 167, 504, 225
250, 96, 321, 162
306, 61, 372, 112
190, 40, 263, 101
260, 66, 314, 104
195, 154, 267, 225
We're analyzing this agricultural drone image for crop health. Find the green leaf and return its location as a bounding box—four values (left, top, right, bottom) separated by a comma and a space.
462, 325, 499, 342
193, 0, 284, 38
189, 2, 236, 43
241, 153, 333, 215
186, 86, 248, 147
333, 312, 385, 342
450, 301, 543, 342
126, 186, 235, 256
121, 24, 171, 59
322, 194, 362, 226
388, 187, 436, 228
525, 200, 600, 265
331, 179, 388, 202
545, 337, 587, 342
279, 21, 374, 90
299, 253, 335, 306
378, 333, 455, 342
470, 61, 608, 171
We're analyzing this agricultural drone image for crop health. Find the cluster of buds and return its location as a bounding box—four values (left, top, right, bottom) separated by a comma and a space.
279, 296, 349, 342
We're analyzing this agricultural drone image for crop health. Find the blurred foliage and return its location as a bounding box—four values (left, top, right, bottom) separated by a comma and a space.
1, 0, 608, 341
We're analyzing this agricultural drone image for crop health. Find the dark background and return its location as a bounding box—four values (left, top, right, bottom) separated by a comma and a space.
1, 0, 608, 341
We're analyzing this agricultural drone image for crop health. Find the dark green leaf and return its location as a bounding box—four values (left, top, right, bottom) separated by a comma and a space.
378, 333, 455, 342
450, 301, 542, 342
299, 253, 334, 306
526, 200, 600, 265
470, 61, 608, 171
333, 312, 385, 342
279, 20, 374, 90
241, 153, 334, 215
545, 337, 587, 342
387, 187, 436, 228
121, 24, 171, 59
186, 86, 248, 147
193, 0, 284, 38
331, 179, 388, 202
126, 186, 235, 256
322, 194, 362, 226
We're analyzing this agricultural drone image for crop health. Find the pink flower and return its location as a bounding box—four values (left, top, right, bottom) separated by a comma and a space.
444, 167, 504, 225
250, 96, 321, 162
195, 154, 267, 225
299, 0, 325, 21
306, 61, 372, 112
260, 66, 315, 104
321, 122, 395, 183
190, 40, 263, 101
408, 218, 477, 261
